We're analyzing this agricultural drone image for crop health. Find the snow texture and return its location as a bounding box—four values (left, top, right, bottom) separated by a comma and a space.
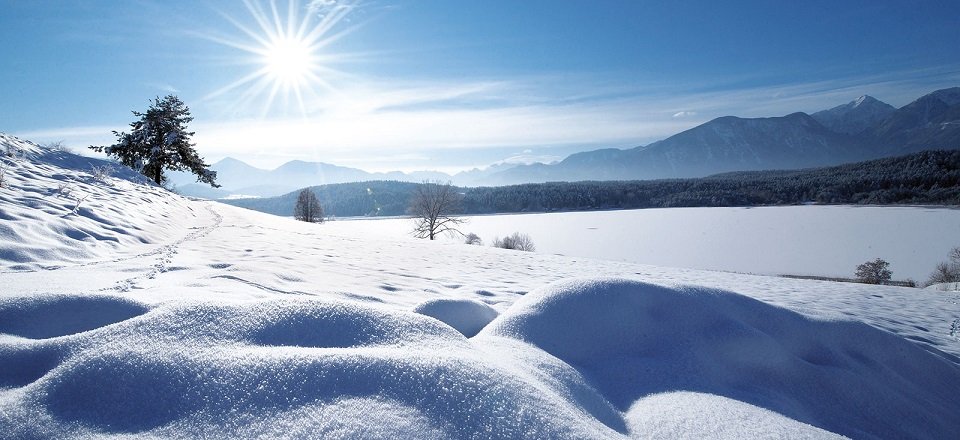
2, 132, 960, 439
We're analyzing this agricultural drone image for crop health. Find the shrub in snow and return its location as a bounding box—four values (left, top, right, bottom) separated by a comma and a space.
855, 258, 892, 284
90, 164, 113, 183
464, 232, 482, 245
926, 246, 960, 286
54, 182, 73, 198
294, 188, 324, 223
89, 95, 219, 188
45, 140, 73, 154
492, 232, 535, 252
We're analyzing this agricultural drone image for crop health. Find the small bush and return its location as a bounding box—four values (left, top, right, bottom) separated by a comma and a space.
55, 182, 73, 197
492, 232, 535, 252
926, 247, 960, 287
855, 258, 892, 285
464, 232, 482, 245
46, 140, 73, 154
91, 164, 114, 183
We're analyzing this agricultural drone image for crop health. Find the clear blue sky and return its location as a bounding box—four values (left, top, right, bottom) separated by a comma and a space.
2, 0, 959, 172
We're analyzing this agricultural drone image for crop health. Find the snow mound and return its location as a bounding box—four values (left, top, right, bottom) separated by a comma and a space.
481, 278, 960, 439
0, 132, 205, 270
0, 295, 621, 439
624, 391, 844, 439
413, 298, 499, 337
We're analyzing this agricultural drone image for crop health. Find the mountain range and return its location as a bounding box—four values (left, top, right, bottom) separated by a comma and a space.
172, 87, 960, 198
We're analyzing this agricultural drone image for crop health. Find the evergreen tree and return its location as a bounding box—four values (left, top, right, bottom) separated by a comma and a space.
91, 95, 218, 187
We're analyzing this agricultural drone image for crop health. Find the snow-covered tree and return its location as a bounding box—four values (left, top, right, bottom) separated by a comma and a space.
294, 188, 324, 223
91, 95, 218, 187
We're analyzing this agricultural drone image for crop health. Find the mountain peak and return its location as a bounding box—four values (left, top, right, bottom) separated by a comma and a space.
811, 95, 895, 135
214, 157, 250, 167
852, 95, 876, 108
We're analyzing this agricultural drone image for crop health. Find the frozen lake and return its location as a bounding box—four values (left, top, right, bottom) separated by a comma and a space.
325, 206, 960, 282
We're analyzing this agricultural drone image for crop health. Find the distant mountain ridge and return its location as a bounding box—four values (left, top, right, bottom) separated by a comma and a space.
170, 158, 463, 198
175, 87, 960, 197
486, 87, 960, 184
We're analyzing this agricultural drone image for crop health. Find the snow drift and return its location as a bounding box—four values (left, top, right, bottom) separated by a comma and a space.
482, 278, 960, 439
3, 280, 958, 438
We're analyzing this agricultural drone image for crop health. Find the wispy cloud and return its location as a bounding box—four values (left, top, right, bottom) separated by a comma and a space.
145, 82, 180, 94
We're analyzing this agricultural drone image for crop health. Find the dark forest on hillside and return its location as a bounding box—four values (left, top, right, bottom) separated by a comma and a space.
223, 150, 960, 218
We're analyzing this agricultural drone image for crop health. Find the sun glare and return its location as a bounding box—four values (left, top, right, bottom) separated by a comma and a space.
202, 0, 357, 117
264, 37, 313, 85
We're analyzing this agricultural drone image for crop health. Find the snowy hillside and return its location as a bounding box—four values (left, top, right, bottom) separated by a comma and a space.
811, 95, 896, 135
2, 133, 959, 439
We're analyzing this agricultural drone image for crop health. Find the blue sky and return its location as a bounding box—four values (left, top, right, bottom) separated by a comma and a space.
3, 0, 959, 172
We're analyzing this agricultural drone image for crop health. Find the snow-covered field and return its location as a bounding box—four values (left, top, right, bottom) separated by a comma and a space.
2, 133, 959, 439
323, 206, 960, 283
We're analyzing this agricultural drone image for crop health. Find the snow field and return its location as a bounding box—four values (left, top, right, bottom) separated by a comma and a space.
0, 133, 205, 271
1, 132, 959, 438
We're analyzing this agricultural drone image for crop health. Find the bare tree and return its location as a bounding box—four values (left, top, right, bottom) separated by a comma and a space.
294, 188, 324, 223
928, 262, 960, 285
926, 246, 960, 286
855, 258, 892, 285
492, 232, 536, 252
410, 181, 465, 240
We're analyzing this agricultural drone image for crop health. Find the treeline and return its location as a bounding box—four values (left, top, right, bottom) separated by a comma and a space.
222, 150, 960, 217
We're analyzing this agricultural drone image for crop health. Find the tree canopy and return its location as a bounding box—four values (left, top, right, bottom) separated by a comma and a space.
91, 95, 218, 187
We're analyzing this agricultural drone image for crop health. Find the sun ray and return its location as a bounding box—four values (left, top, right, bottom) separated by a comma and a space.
203, 68, 270, 101
202, 0, 360, 117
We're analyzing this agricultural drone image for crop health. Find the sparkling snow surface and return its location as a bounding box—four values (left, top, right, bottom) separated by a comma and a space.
2, 133, 959, 439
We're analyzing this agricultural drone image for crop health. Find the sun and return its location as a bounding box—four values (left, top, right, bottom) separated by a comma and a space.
201, 0, 358, 117
263, 36, 314, 86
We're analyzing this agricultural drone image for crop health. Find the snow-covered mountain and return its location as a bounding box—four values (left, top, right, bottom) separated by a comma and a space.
2, 131, 960, 438
811, 95, 897, 135
873, 87, 960, 155
485, 87, 960, 183
493, 112, 864, 182
170, 157, 470, 199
